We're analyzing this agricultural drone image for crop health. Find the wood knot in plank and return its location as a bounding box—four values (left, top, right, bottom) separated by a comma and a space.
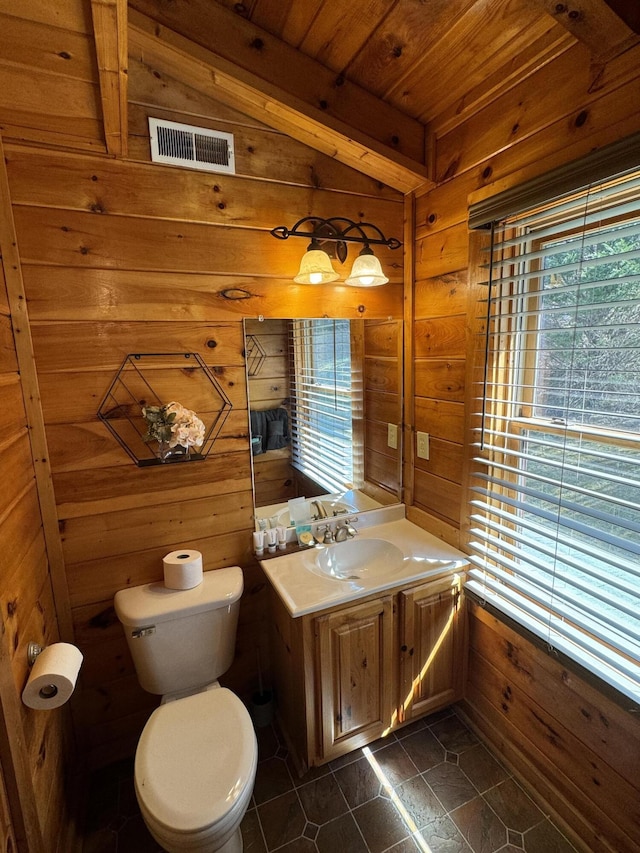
574, 110, 589, 128
220, 288, 252, 300
89, 606, 118, 631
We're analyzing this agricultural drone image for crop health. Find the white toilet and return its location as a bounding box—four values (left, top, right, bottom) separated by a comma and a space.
114, 566, 257, 853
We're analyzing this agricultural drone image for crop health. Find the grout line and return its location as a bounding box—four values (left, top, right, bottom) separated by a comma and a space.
253, 803, 270, 853
326, 762, 370, 852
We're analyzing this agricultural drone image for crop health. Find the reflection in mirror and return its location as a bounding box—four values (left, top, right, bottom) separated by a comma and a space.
245, 318, 402, 528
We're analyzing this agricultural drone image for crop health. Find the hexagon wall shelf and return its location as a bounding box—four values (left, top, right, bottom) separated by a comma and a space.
97, 353, 232, 466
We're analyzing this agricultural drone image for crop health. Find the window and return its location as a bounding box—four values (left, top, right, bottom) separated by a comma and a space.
467, 164, 640, 704
289, 319, 358, 494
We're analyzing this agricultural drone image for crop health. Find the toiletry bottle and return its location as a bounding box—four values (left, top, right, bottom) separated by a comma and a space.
253, 530, 265, 557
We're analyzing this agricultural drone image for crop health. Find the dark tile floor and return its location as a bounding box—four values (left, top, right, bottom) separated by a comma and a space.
82, 707, 580, 853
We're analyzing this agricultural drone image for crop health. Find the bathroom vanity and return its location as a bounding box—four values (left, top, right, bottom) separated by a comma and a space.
260, 511, 469, 772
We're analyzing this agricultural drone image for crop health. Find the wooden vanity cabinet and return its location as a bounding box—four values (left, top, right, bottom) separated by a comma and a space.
398, 576, 463, 723
268, 571, 465, 772
315, 596, 395, 761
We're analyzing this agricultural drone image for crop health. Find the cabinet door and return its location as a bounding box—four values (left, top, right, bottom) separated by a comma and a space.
399, 576, 463, 722
315, 596, 394, 761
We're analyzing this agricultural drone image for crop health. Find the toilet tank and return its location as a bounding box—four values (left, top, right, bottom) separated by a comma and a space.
114, 566, 243, 695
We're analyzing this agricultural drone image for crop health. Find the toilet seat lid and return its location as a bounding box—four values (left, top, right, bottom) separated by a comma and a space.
135, 687, 256, 834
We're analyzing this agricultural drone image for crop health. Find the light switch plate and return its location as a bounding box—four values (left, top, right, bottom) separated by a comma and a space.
387, 423, 398, 449
417, 431, 430, 460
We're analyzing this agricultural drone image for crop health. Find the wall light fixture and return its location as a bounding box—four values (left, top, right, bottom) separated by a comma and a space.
271, 216, 402, 286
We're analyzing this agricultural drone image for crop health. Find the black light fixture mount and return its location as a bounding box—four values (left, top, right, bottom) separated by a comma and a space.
271, 216, 402, 286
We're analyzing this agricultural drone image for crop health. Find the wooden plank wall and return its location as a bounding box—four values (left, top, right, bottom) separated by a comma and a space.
0, 0, 105, 153
412, 35, 640, 853
245, 318, 294, 509
3, 60, 403, 766
363, 320, 402, 497
464, 604, 640, 852
0, 190, 77, 851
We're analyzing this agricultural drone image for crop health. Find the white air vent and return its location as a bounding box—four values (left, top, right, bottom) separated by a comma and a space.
148, 118, 235, 174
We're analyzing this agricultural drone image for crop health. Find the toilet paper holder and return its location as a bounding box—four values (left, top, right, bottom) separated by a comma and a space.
26, 642, 61, 702
23, 640, 84, 709
27, 641, 44, 666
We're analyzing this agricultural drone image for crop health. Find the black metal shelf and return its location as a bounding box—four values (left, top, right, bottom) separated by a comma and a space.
97, 353, 233, 466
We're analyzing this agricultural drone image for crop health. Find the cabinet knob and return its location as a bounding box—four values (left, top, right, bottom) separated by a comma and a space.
401, 644, 407, 652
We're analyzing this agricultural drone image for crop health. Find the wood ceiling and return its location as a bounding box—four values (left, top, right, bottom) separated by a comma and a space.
1, 0, 638, 192
213, 0, 568, 126
205, 0, 640, 128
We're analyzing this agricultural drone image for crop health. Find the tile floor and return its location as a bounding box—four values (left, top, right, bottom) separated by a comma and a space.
82, 706, 580, 853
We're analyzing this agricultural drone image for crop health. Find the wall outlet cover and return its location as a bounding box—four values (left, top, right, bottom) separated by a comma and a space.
417, 431, 430, 460
387, 423, 398, 449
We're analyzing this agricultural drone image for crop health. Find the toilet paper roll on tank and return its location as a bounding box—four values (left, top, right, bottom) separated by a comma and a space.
22, 642, 83, 710
163, 548, 203, 589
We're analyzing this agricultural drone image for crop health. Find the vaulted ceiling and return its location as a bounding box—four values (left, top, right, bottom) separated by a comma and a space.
210, 0, 639, 124
1, 0, 638, 192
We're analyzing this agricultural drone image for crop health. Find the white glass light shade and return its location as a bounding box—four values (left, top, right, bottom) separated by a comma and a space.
344, 252, 389, 287
293, 249, 339, 284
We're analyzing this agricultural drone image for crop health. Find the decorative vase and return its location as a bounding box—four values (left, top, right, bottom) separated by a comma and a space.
157, 440, 173, 461
157, 441, 190, 462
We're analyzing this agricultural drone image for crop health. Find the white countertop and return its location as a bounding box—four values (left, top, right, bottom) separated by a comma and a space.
260, 514, 469, 617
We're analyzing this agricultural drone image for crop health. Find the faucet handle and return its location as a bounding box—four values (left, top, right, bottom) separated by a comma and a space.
335, 517, 358, 540
344, 516, 358, 538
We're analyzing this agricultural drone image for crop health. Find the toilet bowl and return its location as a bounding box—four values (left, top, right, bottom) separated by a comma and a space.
134, 687, 258, 852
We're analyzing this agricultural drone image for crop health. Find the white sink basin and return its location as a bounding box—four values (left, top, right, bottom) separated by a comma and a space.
312, 538, 404, 581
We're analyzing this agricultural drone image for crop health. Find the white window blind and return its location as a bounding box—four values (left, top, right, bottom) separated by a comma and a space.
289, 320, 355, 494
468, 165, 640, 705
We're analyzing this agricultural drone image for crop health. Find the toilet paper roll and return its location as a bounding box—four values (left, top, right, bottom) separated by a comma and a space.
22, 643, 83, 710
163, 549, 203, 590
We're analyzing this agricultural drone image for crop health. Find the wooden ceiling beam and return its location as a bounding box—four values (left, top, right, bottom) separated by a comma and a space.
90, 0, 128, 157
128, 3, 432, 194
531, 0, 640, 60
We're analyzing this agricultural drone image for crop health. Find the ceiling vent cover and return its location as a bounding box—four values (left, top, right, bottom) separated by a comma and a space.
148, 118, 235, 174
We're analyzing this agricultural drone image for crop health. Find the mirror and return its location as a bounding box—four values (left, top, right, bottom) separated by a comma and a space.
245, 318, 402, 528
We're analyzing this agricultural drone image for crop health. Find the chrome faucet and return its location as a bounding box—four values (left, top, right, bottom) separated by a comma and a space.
311, 500, 328, 520
335, 517, 358, 541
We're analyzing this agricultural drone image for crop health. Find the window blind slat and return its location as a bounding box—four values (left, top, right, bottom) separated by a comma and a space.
484, 246, 640, 289
469, 504, 640, 581
474, 443, 640, 493
468, 546, 640, 651
470, 483, 640, 556
488, 195, 640, 246
473, 461, 640, 517
468, 531, 640, 628
484, 273, 640, 312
